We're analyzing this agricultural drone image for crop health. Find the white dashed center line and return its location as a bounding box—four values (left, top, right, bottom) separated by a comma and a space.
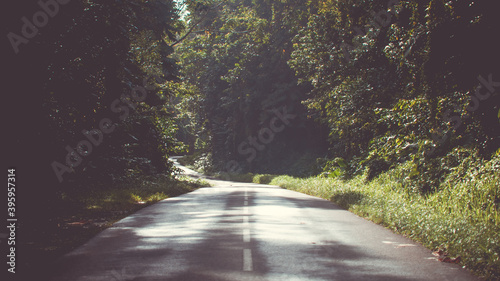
243, 228, 251, 243
242, 188, 253, 271
243, 249, 253, 271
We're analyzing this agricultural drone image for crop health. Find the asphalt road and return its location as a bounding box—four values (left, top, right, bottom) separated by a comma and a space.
50, 158, 478, 281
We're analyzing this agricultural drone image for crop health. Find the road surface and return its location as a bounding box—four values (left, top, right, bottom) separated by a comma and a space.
50, 157, 478, 280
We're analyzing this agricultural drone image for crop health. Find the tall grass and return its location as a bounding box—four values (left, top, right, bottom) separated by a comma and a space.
67, 175, 209, 212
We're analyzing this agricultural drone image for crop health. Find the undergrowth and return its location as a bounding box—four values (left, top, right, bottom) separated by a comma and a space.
268, 157, 500, 280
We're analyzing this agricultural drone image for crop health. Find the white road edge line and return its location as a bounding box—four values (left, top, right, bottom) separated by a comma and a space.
243, 249, 253, 271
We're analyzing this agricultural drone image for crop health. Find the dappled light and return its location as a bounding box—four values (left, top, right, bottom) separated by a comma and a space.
3, 0, 499, 279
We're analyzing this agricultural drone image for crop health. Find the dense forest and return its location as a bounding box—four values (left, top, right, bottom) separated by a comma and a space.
2, 0, 499, 278
4, 0, 499, 196
175, 0, 499, 192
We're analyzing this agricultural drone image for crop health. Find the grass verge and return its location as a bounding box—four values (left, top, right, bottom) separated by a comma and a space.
268, 161, 499, 280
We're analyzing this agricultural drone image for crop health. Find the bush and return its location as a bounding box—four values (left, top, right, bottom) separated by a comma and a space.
252, 174, 276, 184
216, 172, 255, 182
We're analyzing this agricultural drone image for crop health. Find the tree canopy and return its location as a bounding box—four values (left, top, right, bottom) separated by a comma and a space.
3, 0, 499, 206
172, 0, 499, 192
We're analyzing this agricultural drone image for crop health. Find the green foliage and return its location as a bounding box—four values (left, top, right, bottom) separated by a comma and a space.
252, 174, 276, 184
9, 0, 189, 185
321, 157, 347, 178
177, 152, 216, 174
290, 0, 401, 161
215, 172, 279, 184
5, 3, 190, 262
176, 0, 499, 196
288, 0, 500, 193
175, 0, 327, 172
191, 152, 215, 173
217, 172, 255, 183
71, 174, 207, 208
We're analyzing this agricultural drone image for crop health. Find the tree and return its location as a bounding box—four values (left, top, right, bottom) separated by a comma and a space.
2, 0, 185, 236
176, 0, 328, 174
288, 0, 500, 190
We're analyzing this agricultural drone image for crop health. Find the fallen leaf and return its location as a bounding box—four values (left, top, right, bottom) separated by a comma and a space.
432, 249, 448, 257
437, 254, 461, 264
66, 220, 91, 226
